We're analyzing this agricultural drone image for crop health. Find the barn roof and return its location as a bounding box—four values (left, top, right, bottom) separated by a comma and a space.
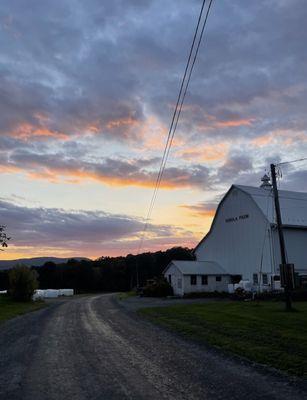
166, 260, 228, 275
235, 185, 307, 227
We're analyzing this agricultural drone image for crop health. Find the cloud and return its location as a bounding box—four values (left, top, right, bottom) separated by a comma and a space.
0, 0, 305, 149
0, 0, 307, 260
0, 147, 213, 189
180, 201, 217, 218
179, 142, 229, 163
0, 199, 196, 257
216, 154, 254, 185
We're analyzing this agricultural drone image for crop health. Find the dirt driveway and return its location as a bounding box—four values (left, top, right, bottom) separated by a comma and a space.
0, 293, 305, 400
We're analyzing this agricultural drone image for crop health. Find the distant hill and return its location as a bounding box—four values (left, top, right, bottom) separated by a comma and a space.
0, 257, 91, 270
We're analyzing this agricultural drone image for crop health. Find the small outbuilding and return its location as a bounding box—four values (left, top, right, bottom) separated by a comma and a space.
164, 260, 230, 296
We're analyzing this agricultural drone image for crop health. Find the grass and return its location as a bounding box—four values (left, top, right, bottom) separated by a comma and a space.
117, 291, 137, 301
0, 294, 46, 324
139, 301, 307, 377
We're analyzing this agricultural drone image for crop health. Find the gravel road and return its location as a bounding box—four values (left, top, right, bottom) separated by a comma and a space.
0, 293, 306, 400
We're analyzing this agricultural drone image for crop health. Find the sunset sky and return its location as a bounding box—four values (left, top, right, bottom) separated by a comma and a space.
0, 0, 307, 260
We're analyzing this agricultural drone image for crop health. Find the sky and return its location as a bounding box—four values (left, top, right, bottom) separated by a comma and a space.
0, 0, 307, 260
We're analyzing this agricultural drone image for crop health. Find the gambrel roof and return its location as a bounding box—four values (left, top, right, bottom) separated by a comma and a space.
235, 185, 307, 227
194, 184, 307, 253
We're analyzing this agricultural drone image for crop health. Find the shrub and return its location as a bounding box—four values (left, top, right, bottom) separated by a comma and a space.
142, 277, 173, 297
230, 287, 251, 301
8, 265, 38, 301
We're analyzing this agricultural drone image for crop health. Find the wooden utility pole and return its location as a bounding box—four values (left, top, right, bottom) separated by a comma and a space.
270, 163, 292, 310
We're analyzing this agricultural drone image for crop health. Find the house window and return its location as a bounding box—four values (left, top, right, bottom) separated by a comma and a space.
178, 278, 182, 289
190, 275, 197, 285
168, 274, 171, 284
201, 275, 208, 285
253, 273, 258, 285
216, 276, 222, 282
262, 274, 268, 285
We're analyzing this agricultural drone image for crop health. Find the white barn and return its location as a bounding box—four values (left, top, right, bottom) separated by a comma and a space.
164, 176, 307, 295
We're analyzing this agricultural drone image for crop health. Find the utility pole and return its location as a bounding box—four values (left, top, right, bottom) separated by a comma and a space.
270, 163, 292, 310
135, 257, 140, 290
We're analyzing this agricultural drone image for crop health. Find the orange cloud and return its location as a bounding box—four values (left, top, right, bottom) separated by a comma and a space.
10, 122, 69, 140
215, 118, 255, 128
19, 165, 193, 189
179, 142, 229, 163
138, 116, 169, 150
196, 114, 256, 132
106, 116, 140, 130
251, 134, 274, 147
0, 165, 22, 174
180, 203, 217, 219
251, 130, 307, 148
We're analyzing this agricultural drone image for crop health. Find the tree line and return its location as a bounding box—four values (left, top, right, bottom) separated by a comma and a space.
0, 247, 194, 292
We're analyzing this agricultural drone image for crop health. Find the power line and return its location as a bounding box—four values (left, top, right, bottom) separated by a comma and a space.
161, 0, 214, 184
137, 0, 208, 255
137, 0, 214, 254
276, 157, 307, 166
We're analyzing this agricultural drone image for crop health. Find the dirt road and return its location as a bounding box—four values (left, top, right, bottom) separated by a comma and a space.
0, 294, 305, 399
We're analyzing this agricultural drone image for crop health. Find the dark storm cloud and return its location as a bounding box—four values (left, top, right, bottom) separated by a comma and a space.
0, 199, 184, 249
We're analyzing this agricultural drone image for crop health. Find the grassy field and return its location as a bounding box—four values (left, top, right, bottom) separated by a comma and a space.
0, 294, 45, 324
117, 291, 137, 301
139, 301, 307, 377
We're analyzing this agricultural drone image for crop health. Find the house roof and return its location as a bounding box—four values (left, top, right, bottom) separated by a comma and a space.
235, 185, 307, 227
166, 260, 228, 275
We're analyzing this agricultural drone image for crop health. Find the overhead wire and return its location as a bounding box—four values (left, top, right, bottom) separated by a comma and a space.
276, 157, 307, 166
137, 0, 207, 255
137, 0, 214, 254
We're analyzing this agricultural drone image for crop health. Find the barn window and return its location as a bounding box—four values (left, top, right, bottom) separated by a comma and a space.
168, 274, 171, 284
216, 276, 221, 282
262, 274, 268, 285
253, 273, 258, 285
178, 278, 182, 289
201, 275, 208, 285
190, 275, 197, 285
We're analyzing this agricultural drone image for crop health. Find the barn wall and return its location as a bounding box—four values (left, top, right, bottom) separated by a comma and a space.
195, 188, 273, 281
272, 228, 307, 274
183, 275, 230, 293
164, 264, 184, 296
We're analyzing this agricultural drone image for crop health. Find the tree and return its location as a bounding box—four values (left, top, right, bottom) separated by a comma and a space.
0, 225, 10, 250
8, 265, 38, 301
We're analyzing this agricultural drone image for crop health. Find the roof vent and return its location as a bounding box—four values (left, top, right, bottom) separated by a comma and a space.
260, 173, 272, 189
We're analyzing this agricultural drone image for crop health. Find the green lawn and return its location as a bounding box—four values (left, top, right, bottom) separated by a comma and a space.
0, 294, 45, 324
139, 301, 307, 377
117, 291, 137, 301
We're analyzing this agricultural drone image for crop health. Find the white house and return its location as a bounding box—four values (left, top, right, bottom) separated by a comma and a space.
165, 260, 230, 296
164, 175, 307, 295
